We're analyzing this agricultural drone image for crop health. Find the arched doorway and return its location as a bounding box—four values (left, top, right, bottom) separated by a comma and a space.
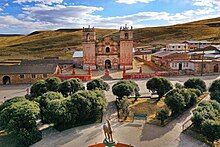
214, 64, 219, 72
2, 76, 11, 85
105, 60, 111, 69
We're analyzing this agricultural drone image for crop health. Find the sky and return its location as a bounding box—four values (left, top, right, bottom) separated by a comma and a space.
0, 0, 220, 34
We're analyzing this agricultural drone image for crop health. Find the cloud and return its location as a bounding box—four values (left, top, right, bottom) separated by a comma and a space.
0, 1, 220, 34
0, 8, 3, 11
116, 0, 154, 4
14, 0, 63, 5
192, 0, 220, 7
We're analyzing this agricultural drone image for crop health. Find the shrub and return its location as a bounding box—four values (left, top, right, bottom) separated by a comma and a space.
45, 77, 61, 92
43, 99, 72, 130
147, 77, 173, 100
209, 79, 220, 93
175, 82, 184, 89
68, 90, 107, 125
156, 109, 169, 125
164, 92, 186, 114
37, 92, 65, 122
210, 91, 220, 103
112, 80, 140, 100
184, 78, 206, 92
192, 100, 220, 128
201, 120, 220, 142
112, 83, 134, 100
30, 80, 47, 97
0, 99, 41, 145
87, 78, 110, 91
59, 78, 84, 97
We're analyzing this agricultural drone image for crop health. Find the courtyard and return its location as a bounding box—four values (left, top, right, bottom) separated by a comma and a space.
0, 75, 219, 147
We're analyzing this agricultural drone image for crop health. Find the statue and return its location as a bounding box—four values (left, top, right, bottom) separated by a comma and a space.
103, 119, 114, 144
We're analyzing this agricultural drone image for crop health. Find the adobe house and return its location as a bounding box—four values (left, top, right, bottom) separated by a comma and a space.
151, 51, 189, 68
0, 64, 60, 85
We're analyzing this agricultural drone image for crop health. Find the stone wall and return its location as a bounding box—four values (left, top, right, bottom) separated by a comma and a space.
0, 73, 54, 85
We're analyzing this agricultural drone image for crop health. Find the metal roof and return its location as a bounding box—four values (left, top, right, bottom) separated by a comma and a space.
73, 51, 83, 58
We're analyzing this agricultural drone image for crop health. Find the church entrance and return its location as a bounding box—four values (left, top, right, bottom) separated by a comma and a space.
105, 60, 112, 69
214, 64, 219, 72
2, 76, 11, 85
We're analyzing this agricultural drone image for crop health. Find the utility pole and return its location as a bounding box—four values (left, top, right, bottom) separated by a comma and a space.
200, 42, 204, 76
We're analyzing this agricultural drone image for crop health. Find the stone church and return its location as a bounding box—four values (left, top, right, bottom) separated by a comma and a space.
82, 25, 134, 70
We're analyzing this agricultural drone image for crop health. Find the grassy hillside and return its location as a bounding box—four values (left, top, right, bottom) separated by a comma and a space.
0, 17, 220, 60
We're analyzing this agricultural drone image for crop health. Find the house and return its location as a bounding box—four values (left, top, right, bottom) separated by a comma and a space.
133, 48, 152, 61
183, 40, 212, 50
190, 59, 220, 74
166, 43, 189, 51
169, 60, 194, 71
0, 64, 60, 85
188, 45, 220, 60
151, 51, 189, 67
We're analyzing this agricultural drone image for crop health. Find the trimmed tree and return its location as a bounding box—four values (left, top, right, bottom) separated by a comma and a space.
209, 79, 220, 103
201, 119, 220, 142
37, 92, 64, 122
30, 80, 47, 97
210, 91, 220, 103
0, 99, 42, 145
147, 77, 173, 100
87, 78, 110, 91
112, 83, 134, 100
184, 78, 206, 92
59, 78, 85, 97
68, 90, 107, 125
164, 92, 186, 115
43, 99, 72, 130
156, 109, 169, 125
45, 77, 61, 92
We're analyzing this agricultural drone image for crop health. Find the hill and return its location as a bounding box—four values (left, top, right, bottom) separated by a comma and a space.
0, 17, 220, 60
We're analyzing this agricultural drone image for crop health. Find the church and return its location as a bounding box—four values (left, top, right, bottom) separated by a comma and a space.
82, 25, 134, 70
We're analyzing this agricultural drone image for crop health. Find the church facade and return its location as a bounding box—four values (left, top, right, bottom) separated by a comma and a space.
82, 25, 134, 70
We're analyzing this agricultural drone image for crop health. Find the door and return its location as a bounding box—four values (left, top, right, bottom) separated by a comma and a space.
179, 63, 183, 70
214, 64, 219, 72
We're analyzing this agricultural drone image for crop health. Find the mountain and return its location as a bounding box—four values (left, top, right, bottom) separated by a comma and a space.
0, 17, 220, 61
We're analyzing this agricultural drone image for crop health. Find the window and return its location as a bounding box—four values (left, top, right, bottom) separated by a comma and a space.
31, 74, 36, 78
186, 63, 188, 67
43, 74, 47, 78
106, 47, 110, 53
125, 33, 129, 39
203, 64, 206, 68
19, 74, 24, 79
178, 46, 181, 48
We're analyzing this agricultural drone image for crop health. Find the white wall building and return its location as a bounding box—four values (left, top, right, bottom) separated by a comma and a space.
166, 43, 189, 51
169, 60, 194, 70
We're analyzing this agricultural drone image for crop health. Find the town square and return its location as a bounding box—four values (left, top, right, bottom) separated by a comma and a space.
0, 0, 220, 147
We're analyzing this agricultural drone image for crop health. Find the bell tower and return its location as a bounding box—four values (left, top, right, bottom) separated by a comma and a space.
82, 26, 96, 70
119, 25, 133, 69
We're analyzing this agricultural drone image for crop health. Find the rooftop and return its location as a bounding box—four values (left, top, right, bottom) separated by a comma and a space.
0, 64, 58, 75
183, 40, 211, 44
152, 51, 185, 57
73, 51, 83, 58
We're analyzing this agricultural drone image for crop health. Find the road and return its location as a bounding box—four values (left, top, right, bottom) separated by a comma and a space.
0, 75, 219, 147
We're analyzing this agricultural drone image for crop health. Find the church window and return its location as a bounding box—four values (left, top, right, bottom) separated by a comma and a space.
106, 47, 110, 53
86, 33, 90, 41
125, 33, 129, 39
19, 74, 24, 79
